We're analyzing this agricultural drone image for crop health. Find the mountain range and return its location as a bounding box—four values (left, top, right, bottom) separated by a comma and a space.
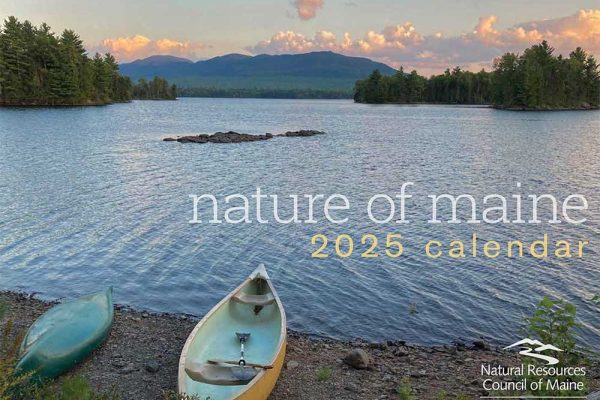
119, 51, 396, 97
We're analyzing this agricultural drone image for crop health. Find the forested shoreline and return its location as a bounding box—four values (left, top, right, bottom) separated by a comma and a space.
133, 77, 177, 100
2, 16, 598, 108
354, 41, 600, 110
178, 87, 351, 99
0, 17, 176, 106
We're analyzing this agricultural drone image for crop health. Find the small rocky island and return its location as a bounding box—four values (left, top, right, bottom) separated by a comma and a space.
163, 130, 325, 144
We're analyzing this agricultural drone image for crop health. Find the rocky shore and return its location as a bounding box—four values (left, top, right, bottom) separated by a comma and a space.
493, 103, 600, 111
163, 130, 325, 144
1, 292, 598, 400
0, 99, 125, 107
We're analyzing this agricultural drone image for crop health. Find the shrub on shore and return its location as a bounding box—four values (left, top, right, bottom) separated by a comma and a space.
519, 296, 590, 397
316, 367, 333, 382
396, 377, 415, 400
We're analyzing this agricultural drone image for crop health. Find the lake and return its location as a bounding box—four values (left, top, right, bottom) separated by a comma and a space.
0, 98, 598, 348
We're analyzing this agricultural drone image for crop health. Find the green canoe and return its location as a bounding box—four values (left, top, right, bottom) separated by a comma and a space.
16, 288, 114, 380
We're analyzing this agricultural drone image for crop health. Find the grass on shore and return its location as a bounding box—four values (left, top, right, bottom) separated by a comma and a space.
396, 377, 415, 400
315, 367, 333, 382
0, 301, 30, 400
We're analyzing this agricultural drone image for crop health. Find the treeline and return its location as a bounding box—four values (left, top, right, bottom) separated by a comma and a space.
354, 67, 493, 104
493, 42, 599, 109
178, 87, 352, 99
354, 41, 600, 109
0, 17, 132, 105
0, 17, 177, 106
133, 77, 177, 100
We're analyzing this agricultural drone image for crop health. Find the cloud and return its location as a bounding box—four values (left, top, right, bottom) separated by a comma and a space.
293, 0, 324, 20
488, 9, 600, 54
96, 35, 207, 62
248, 9, 600, 74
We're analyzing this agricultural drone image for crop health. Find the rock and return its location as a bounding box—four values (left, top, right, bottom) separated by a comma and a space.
278, 130, 325, 137
112, 359, 127, 368
587, 391, 600, 400
344, 383, 359, 392
164, 130, 324, 144
120, 363, 137, 374
473, 340, 490, 350
166, 131, 272, 144
369, 342, 388, 350
441, 345, 457, 355
145, 360, 160, 373
178, 135, 209, 143
410, 370, 427, 378
393, 347, 409, 357
286, 360, 299, 370
343, 348, 370, 369
210, 131, 271, 143
142, 312, 149, 318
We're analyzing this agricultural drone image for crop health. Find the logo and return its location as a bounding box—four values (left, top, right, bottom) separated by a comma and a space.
503, 338, 563, 365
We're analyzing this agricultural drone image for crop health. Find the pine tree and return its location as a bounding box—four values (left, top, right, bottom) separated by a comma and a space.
0, 16, 164, 105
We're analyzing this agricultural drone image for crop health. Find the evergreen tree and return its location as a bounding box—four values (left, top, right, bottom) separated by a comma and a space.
132, 76, 177, 100
354, 41, 599, 109
0, 17, 174, 105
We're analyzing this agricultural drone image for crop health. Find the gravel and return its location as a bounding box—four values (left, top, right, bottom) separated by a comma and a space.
2, 291, 598, 399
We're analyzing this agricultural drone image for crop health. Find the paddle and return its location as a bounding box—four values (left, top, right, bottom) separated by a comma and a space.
202, 332, 274, 375
236, 332, 250, 366
206, 359, 274, 369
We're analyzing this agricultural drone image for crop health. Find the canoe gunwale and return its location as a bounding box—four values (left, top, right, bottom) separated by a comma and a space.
178, 266, 287, 399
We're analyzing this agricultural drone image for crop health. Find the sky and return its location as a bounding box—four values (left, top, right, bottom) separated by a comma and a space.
0, 0, 599, 74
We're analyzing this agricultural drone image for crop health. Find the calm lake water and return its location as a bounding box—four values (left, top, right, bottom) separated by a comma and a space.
0, 98, 598, 348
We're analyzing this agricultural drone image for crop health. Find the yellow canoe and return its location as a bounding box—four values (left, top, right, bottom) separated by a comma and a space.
178, 264, 287, 400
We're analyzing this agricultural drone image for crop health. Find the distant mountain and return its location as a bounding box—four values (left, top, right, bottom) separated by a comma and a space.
119, 51, 397, 96
127, 55, 194, 67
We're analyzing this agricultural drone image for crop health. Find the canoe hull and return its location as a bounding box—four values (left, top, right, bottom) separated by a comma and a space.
16, 288, 114, 380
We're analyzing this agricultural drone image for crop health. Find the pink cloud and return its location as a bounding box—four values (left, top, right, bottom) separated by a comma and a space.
96, 35, 207, 62
294, 0, 324, 20
492, 9, 600, 54
248, 9, 600, 74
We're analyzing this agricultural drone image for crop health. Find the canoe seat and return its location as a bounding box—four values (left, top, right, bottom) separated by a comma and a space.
232, 292, 275, 306
185, 361, 259, 385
